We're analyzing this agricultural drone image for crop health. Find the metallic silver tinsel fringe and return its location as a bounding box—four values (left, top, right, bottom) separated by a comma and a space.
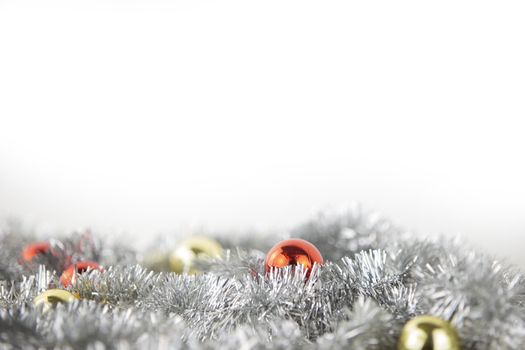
1, 207, 524, 349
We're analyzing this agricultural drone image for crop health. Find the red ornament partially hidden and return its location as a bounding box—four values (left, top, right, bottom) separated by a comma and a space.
60, 261, 103, 287
21, 242, 51, 262
265, 238, 323, 278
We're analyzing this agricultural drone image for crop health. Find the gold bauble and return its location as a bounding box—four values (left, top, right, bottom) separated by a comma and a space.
33, 289, 79, 312
142, 251, 172, 272
398, 315, 461, 350
169, 236, 222, 274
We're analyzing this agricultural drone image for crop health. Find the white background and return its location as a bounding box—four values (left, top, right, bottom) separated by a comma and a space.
1, 1, 524, 266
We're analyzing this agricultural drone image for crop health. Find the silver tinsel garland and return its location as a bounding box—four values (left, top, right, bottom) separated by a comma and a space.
1, 207, 524, 349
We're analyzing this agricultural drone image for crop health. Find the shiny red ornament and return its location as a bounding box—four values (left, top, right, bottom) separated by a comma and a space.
21, 242, 51, 262
265, 238, 323, 277
60, 261, 103, 287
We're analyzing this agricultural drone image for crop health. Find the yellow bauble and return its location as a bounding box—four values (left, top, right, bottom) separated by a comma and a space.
169, 236, 222, 274
34, 289, 79, 312
142, 251, 171, 272
398, 315, 461, 350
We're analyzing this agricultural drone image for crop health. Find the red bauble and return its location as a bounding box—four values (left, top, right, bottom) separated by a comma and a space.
21, 242, 51, 262
265, 238, 323, 277
60, 261, 103, 287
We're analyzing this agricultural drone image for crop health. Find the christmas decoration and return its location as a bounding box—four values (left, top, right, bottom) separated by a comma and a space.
33, 289, 79, 312
0, 207, 524, 349
398, 315, 460, 350
59, 261, 103, 287
20, 241, 51, 262
142, 251, 171, 272
169, 236, 222, 274
265, 238, 323, 278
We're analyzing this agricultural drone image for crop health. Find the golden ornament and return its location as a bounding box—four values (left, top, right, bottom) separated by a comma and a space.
142, 251, 172, 272
398, 315, 461, 350
169, 236, 222, 274
33, 289, 79, 312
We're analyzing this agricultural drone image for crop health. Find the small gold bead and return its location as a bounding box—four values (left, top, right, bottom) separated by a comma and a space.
398, 315, 461, 350
169, 236, 222, 274
33, 289, 79, 312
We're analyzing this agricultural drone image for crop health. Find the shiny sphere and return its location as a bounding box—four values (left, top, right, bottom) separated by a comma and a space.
60, 261, 104, 287
169, 236, 223, 274
142, 251, 172, 272
398, 315, 461, 350
265, 238, 323, 277
34, 289, 79, 312
21, 242, 51, 262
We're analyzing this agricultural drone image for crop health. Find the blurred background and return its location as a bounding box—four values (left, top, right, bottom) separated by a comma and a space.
0, 1, 524, 266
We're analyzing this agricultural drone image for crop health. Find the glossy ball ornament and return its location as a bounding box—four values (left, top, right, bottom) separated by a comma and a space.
60, 261, 104, 288
21, 241, 51, 262
142, 251, 171, 272
265, 238, 323, 277
169, 236, 223, 274
34, 289, 79, 312
398, 315, 461, 350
